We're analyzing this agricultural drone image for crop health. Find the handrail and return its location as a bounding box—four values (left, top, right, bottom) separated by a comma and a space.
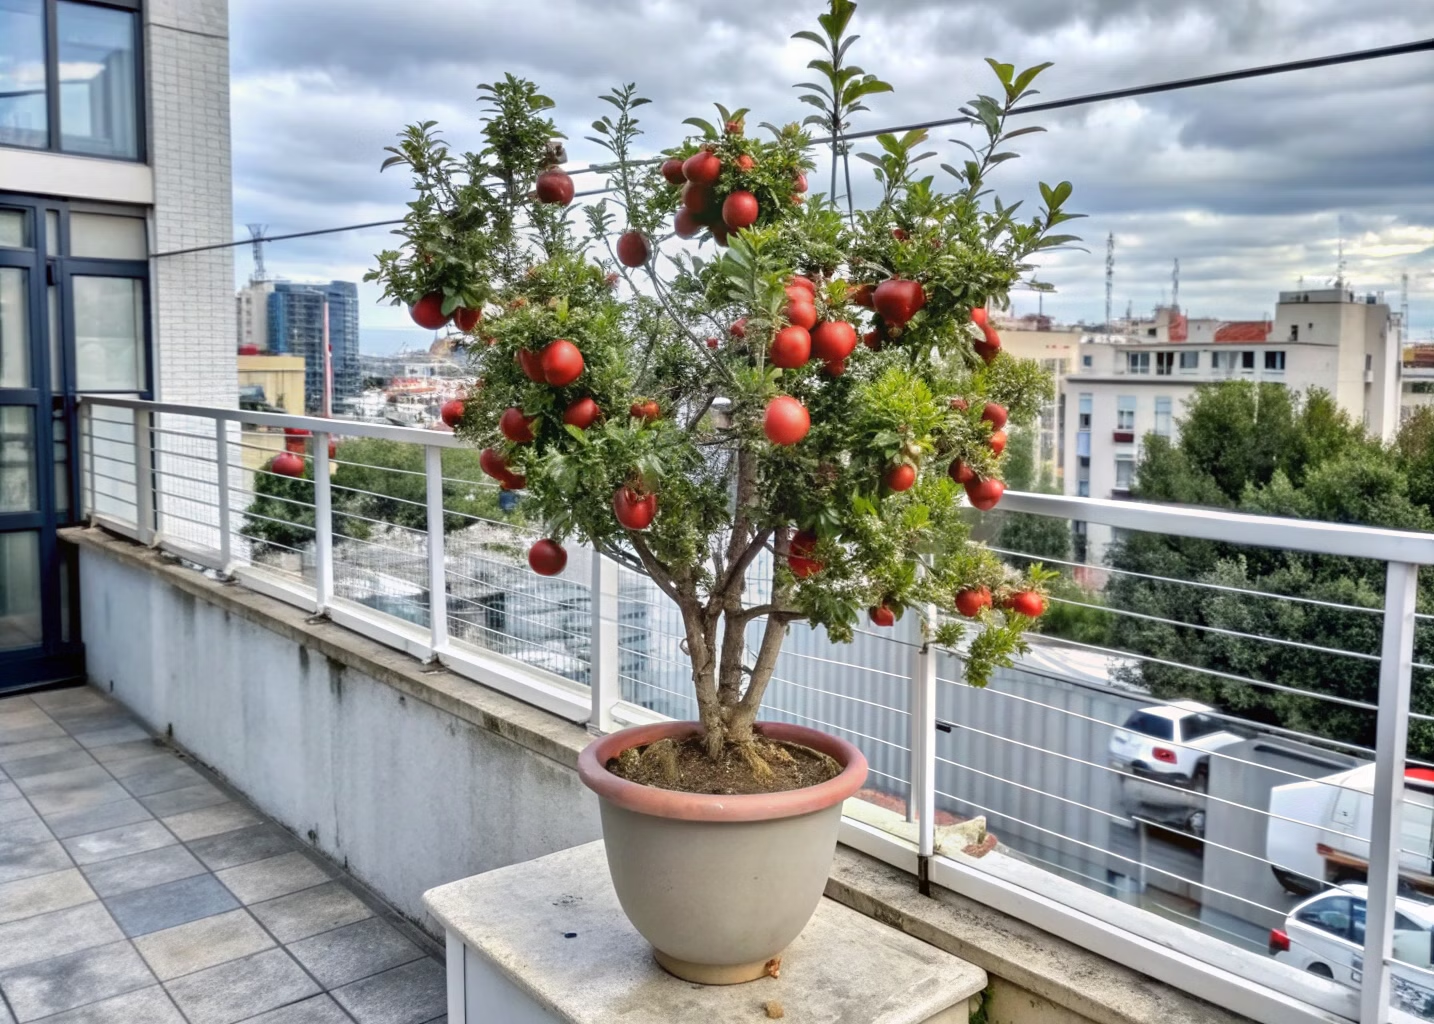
80, 395, 468, 449
89, 395, 1434, 565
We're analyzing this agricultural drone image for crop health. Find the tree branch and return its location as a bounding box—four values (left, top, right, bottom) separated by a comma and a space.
736, 608, 797, 715
627, 533, 684, 606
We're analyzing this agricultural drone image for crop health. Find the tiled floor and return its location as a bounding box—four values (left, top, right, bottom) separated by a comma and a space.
0, 688, 447, 1024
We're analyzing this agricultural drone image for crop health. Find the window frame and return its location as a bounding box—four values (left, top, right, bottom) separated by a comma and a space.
1155, 351, 1174, 376
1179, 350, 1199, 371
1265, 350, 1286, 372
1116, 396, 1136, 431
2, 0, 146, 163
1154, 396, 1172, 438
1126, 351, 1150, 375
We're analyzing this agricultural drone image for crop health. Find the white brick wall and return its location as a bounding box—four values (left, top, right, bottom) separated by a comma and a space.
146, 0, 236, 409
143, 0, 236, 551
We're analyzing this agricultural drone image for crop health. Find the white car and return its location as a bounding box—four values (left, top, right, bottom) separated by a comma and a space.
1107, 701, 1242, 787
1271, 885, 1434, 1014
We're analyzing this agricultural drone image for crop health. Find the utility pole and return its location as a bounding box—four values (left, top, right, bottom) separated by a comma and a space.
1105, 233, 1114, 338
1171, 258, 1180, 311
1402, 271, 1411, 342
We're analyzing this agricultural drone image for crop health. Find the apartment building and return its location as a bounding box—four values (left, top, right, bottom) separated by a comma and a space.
1064, 288, 1400, 560
0, 0, 234, 687
991, 317, 1082, 485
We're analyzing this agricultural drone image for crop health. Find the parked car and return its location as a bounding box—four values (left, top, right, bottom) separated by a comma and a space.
1266, 764, 1434, 896
1107, 701, 1242, 787
1270, 884, 1434, 1014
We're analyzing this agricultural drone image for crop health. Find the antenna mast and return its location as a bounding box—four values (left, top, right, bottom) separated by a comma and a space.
247, 224, 268, 285
1172, 258, 1180, 311
1104, 233, 1114, 337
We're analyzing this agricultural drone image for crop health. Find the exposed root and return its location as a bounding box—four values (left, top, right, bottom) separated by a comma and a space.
615, 747, 642, 777
738, 742, 775, 780
762, 741, 797, 766
639, 738, 680, 785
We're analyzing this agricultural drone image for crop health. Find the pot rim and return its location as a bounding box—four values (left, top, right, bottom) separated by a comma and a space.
577, 720, 869, 823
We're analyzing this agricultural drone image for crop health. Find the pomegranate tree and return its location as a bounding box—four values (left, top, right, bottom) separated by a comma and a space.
368, 2, 1078, 765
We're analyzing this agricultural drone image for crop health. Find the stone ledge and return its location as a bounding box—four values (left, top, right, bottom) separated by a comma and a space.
62, 526, 591, 774
426, 840, 986, 1024
827, 845, 1254, 1024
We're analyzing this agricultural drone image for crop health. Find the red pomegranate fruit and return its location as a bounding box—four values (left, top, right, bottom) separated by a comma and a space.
763, 395, 810, 445
528, 539, 567, 576
479, 448, 509, 481
682, 150, 721, 185
500, 407, 535, 443
453, 307, 482, 332
770, 326, 812, 369
409, 293, 449, 330
884, 463, 916, 492
1006, 591, 1046, 618
722, 191, 759, 230
811, 321, 858, 363
563, 397, 600, 429
535, 168, 575, 206
440, 399, 465, 428
788, 530, 823, 578
869, 604, 896, 627
872, 278, 926, 327
673, 208, 702, 239
616, 231, 650, 268
964, 477, 1006, 511
987, 429, 1007, 455
661, 158, 686, 184
612, 486, 658, 531
948, 460, 976, 484
955, 587, 992, 618
785, 300, 818, 331
517, 349, 546, 382
981, 403, 1008, 430
630, 400, 661, 422
541, 340, 584, 387
269, 451, 304, 478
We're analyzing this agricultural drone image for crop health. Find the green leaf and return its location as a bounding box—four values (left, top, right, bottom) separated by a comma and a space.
984, 58, 1015, 87
1012, 62, 1054, 96
791, 29, 828, 48
563, 424, 590, 444
1051, 180, 1074, 206
1002, 125, 1047, 140
682, 117, 718, 138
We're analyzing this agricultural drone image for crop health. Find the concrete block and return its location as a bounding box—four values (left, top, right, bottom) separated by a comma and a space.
425, 841, 985, 1024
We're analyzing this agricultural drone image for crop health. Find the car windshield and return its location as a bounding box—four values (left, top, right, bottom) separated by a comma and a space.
1180, 714, 1226, 741
1122, 712, 1174, 741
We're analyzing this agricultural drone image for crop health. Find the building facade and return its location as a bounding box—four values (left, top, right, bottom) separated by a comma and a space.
0, 0, 234, 687
1063, 288, 1400, 561
267, 280, 360, 413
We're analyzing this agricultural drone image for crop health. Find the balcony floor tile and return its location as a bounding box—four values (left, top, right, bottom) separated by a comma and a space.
0, 689, 442, 1017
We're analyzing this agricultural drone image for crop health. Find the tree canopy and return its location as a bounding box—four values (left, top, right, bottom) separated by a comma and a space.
1078, 381, 1434, 757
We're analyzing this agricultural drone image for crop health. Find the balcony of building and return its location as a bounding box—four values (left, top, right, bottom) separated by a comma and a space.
1, 396, 1424, 1024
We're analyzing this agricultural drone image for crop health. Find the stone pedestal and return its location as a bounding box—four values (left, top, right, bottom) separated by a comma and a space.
423, 840, 986, 1023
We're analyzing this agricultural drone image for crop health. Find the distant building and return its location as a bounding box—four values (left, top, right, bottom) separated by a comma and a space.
267, 281, 360, 413
236, 281, 274, 352
238, 354, 305, 413
1063, 288, 1401, 561
991, 318, 1083, 485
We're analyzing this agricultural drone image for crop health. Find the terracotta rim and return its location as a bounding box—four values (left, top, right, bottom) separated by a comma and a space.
577, 721, 869, 823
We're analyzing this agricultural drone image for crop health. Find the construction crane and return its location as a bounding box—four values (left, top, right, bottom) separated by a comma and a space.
1105, 233, 1114, 337
247, 224, 268, 285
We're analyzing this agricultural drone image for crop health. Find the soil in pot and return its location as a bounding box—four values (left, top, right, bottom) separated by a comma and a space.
607, 736, 840, 795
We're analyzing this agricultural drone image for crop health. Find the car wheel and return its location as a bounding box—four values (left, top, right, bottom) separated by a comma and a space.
1308, 963, 1333, 978
1193, 761, 1209, 792
1272, 866, 1319, 897
1187, 809, 1206, 836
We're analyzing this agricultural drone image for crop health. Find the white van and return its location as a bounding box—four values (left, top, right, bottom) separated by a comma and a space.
1266, 765, 1434, 895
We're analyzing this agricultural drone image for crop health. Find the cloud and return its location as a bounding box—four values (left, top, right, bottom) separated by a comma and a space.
226, 0, 1434, 338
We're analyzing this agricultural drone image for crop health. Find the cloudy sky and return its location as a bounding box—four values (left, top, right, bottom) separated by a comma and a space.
228, 0, 1434, 351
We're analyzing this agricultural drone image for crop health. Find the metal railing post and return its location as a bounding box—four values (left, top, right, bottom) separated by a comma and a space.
214, 418, 231, 572
1360, 560, 1418, 1024
81, 401, 95, 522
590, 548, 620, 733
312, 431, 333, 611
133, 408, 155, 544
908, 606, 937, 893
425, 444, 448, 660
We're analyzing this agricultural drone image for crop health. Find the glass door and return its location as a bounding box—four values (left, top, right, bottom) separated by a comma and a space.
0, 197, 82, 688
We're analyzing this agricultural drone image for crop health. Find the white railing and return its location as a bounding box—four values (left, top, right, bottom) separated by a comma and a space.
77, 395, 1434, 1024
